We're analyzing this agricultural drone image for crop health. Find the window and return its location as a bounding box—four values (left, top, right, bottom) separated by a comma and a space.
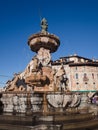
84, 73, 87, 78
92, 73, 94, 79
83, 73, 89, 81
76, 73, 78, 79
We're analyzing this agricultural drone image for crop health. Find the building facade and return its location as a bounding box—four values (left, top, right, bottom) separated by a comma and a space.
52, 54, 98, 92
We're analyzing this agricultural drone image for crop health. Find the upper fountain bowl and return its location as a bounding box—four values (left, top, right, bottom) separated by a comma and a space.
28, 18, 60, 53
28, 32, 60, 53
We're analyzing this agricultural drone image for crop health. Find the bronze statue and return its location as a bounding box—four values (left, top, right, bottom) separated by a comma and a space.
41, 18, 48, 33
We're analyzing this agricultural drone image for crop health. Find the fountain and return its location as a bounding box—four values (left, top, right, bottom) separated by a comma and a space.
0, 18, 98, 130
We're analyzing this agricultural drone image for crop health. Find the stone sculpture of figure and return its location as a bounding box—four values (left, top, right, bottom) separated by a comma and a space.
61, 72, 68, 91
6, 74, 19, 91
37, 48, 44, 64
6, 74, 26, 92
55, 66, 66, 91
41, 18, 48, 33
24, 56, 39, 77
42, 67, 53, 83
30, 57, 39, 71
37, 47, 51, 66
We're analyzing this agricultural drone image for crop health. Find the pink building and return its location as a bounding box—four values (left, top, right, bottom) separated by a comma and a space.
52, 54, 98, 92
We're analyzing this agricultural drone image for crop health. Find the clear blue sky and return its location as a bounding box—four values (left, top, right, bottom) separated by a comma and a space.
0, 0, 98, 87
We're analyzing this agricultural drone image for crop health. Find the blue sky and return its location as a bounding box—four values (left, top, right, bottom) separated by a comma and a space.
0, 0, 98, 87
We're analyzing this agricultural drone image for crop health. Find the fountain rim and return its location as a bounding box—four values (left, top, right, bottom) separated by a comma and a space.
28, 32, 60, 43
27, 32, 60, 53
